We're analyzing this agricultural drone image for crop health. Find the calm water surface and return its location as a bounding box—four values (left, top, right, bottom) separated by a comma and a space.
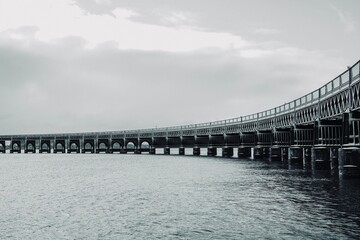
1, 154, 360, 239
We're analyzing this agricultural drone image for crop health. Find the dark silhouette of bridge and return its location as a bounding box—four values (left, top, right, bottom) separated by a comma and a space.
1, 60, 360, 177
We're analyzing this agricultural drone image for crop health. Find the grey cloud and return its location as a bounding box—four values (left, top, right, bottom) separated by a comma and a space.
0, 33, 347, 134
74, 0, 360, 61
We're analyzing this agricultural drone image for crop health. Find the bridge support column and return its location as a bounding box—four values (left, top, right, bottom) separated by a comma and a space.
135, 149, 141, 154
270, 147, 281, 161
338, 148, 360, 178
330, 148, 339, 172
311, 147, 331, 171
193, 147, 200, 156
207, 147, 217, 157
281, 147, 289, 162
0, 141, 5, 153
179, 147, 185, 155
164, 147, 170, 155
288, 147, 303, 165
25, 148, 36, 154
222, 147, 233, 157
253, 147, 264, 159
54, 148, 66, 153
150, 148, 156, 154
238, 147, 251, 158
120, 149, 127, 154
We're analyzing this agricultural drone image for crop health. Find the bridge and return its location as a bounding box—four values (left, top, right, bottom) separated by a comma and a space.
1, 60, 360, 177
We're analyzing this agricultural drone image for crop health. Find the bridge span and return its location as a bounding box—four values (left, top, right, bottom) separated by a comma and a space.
1, 60, 360, 177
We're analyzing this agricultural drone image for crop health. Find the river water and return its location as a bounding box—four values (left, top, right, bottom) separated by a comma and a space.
1, 154, 360, 239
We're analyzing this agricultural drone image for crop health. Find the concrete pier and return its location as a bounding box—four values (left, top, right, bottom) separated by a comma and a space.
253, 147, 263, 159
311, 147, 330, 171
207, 147, 217, 157
338, 148, 360, 178
270, 147, 281, 161
222, 147, 233, 157
164, 147, 170, 155
288, 147, 303, 165
193, 147, 200, 156
281, 148, 289, 162
179, 147, 185, 155
238, 147, 251, 158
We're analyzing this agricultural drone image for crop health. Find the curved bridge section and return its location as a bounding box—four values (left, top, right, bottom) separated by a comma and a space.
1, 60, 360, 176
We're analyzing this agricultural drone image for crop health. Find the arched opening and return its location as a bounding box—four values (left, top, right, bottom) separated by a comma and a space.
99, 142, 107, 150
12, 143, 20, 150
41, 143, 49, 150
56, 143, 64, 149
27, 143, 35, 150
84, 142, 93, 150
140, 141, 150, 149
126, 142, 135, 149
70, 143, 78, 150
112, 142, 121, 149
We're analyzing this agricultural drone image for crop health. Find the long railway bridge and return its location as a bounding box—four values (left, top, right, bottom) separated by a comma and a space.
1, 60, 360, 177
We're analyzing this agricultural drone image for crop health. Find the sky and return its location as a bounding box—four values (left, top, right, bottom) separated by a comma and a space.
0, 0, 359, 134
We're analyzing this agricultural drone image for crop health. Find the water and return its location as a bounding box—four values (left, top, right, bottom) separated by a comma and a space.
1, 154, 360, 240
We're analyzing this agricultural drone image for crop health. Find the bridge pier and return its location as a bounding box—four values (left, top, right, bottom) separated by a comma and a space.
281, 147, 289, 162
311, 147, 331, 171
179, 147, 185, 155
164, 147, 170, 155
120, 149, 127, 154
338, 148, 360, 178
288, 147, 303, 165
207, 147, 217, 157
149, 148, 156, 155
83, 148, 95, 154
238, 146, 251, 158
330, 148, 339, 172
270, 147, 281, 161
0, 141, 5, 153
134, 149, 142, 154
253, 147, 270, 159
193, 147, 200, 156
54, 148, 66, 153
253, 147, 263, 159
222, 147, 233, 157
25, 148, 36, 153
302, 147, 312, 169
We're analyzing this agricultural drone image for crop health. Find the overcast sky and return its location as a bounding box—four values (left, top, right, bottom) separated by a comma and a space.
0, 0, 359, 134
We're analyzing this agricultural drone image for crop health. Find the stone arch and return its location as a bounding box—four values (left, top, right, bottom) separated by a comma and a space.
98, 142, 107, 149
12, 142, 20, 150
56, 143, 64, 149
112, 141, 122, 149
27, 142, 35, 150
140, 141, 150, 149
70, 142, 79, 150
126, 141, 136, 149
84, 142, 93, 150
41, 142, 50, 150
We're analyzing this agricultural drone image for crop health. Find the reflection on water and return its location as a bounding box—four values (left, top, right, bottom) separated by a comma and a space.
0, 154, 360, 239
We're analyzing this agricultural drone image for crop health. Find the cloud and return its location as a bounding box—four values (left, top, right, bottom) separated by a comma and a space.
330, 3, 357, 33
0, 0, 249, 52
0, 31, 347, 134
254, 28, 281, 35
0, 0, 358, 135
